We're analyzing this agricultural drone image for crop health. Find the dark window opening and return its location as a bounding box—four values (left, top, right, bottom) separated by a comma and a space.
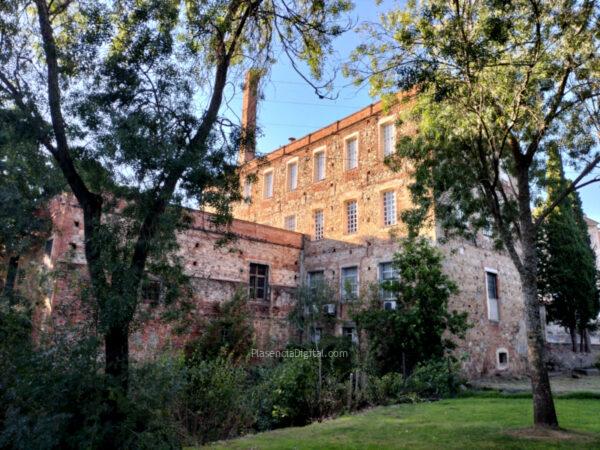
141, 279, 162, 306
249, 263, 269, 301
44, 239, 53, 257
486, 272, 499, 299
69, 243, 77, 250
498, 351, 508, 365
74, 220, 80, 228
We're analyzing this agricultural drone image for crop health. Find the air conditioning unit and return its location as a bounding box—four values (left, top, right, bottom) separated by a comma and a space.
323, 303, 336, 316
383, 300, 397, 311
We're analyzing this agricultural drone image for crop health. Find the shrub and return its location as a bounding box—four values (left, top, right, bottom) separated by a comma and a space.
405, 358, 464, 399
181, 357, 253, 445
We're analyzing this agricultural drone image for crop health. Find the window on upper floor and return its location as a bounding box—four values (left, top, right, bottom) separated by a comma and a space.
342, 326, 358, 344
308, 270, 325, 291
249, 263, 269, 301
284, 215, 296, 231
486, 270, 499, 321
314, 209, 324, 240
287, 160, 298, 191
345, 136, 358, 170
383, 191, 397, 226
341, 266, 358, 301
346, 200, 358, 234
314, 149, 326, 181
263, 170, 273, 198
381, 121, 396, 157
243, 178, 252, 201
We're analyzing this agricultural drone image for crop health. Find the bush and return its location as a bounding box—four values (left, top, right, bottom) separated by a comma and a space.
405, 358, 464, 399
181, 357, 253, 445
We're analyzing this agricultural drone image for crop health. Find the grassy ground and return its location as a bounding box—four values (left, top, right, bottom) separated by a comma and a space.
201, 396, 600, 449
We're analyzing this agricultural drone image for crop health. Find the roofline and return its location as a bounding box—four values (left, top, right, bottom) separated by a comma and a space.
241, 92, 411, 169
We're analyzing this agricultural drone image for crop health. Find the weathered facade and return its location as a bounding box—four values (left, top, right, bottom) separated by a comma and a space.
8, 81, 599, 379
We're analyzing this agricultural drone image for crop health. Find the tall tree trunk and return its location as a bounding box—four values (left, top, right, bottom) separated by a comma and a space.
105, 324, 129, 391
517, 170, 559, 428
2, 255, 19, 297
569, 327, 577, 353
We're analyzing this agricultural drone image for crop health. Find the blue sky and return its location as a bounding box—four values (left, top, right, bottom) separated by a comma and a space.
226, 0, 600, 222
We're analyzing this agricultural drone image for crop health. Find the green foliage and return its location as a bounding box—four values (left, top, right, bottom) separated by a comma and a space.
405, 358, 465, 399
354, 237, 468, 375
185, 291, 254, 364
288, 279, 338, 344
537, 147, 600, 348
181, 357, 253, 445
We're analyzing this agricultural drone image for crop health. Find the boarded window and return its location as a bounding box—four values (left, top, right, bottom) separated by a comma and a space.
287, 161, 298, 191
263, 171, 273, 198
249, 263, 269, 301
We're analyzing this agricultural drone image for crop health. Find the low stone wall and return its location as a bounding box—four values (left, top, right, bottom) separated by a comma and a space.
546, 343, 600, 370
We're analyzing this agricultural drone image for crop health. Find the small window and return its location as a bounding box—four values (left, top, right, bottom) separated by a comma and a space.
243, 178, 252, 201
314, 150, 326, 181
379, 262, 397, 301
345, 137, 358, 170
341, 266, 358, 301
141, 279, 162, 306
342, 326, 358, 343
482, 223, 494, 238
284, 215, 296, 231
308, 270, 325, 290
346, 200, 358, 234
486, 271, 499, 321
381, 122, 396, 157
44, 239, 54, 257
497, 348, 509, 370
263, 171, 273, 198
314, 210, 324, 240
383, 191, 397, 226
249, 263, 269, 301
287, 160, 298, 191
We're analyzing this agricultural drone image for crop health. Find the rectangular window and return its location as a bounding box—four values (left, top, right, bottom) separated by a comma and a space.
486, 271, 499, 321
345, 137, 358, 170
263, 171, 273, 198
381, 122, 395, 157
314, 150, 326, 181
341, 266, 358, 301
383, 191, 397, 226
342, 326, 358, 343
141, 279, 162, 306
44, 238, 54, 257
314, 209, 324, 240
284, 215, 296, 231
346, 200, 358, 234
249, 263, 269, 301
243, 178, 252, 201
287, 161, 298, 191
308, 270, 325, 289
311, 327, 322, 344
379, 262, 397, 301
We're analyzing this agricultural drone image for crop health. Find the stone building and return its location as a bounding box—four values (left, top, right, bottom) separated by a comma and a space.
6, 76, 599, 379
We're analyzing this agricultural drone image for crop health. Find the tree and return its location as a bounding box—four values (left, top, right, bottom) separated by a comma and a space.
349, 1, 600, 427
0, 108, 63, 297
0, 0, 352, 434
537, 146, 600, 352
354, 237, 468, 376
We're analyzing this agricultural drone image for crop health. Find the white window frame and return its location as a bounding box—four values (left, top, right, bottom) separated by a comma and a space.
378, 261, 397, 301
341, 265, 359, 302
379, 117, 396, 158
382, 190, 397, 226
314, 209, 324, 240
243, 178, 253, 201
344, 133, 359, 171
263, 169, 274, 199
346, 200, 358, 234
496, 347, 509, 370
485, 268, 500, 322
286, 158, 299, 191
313, 147, 326, 181
284, 214, 296, 231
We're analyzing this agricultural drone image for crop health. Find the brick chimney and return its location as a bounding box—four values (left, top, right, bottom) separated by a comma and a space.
239, 70, 260, 164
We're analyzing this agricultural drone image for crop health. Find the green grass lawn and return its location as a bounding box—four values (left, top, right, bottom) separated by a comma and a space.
201, 397, 600, 449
